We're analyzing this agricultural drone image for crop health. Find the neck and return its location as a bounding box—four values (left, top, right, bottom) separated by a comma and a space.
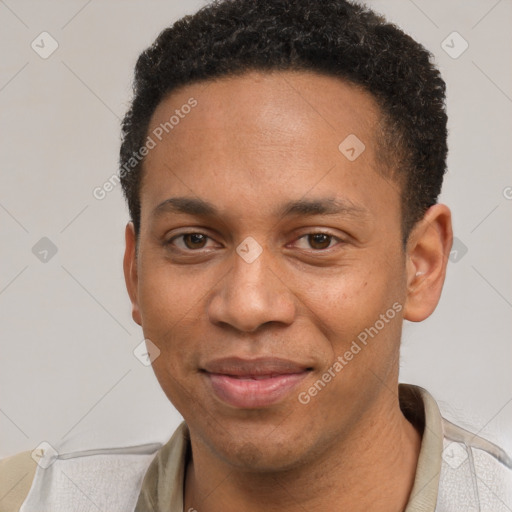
184, 390, 421, 512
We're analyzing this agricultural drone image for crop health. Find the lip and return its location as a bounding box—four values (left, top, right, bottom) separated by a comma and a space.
201, 357, 311, 408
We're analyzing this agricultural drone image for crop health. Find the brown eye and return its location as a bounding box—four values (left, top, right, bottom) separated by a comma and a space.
183, 233, 208, 249
308, 233, 332, 250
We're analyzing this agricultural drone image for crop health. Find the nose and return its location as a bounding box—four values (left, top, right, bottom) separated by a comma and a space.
207, 245, 296, 333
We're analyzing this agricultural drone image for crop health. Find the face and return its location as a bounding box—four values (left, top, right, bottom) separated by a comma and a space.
124, 71, 445, 472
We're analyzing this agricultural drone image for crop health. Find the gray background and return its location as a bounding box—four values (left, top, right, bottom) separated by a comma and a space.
1, 0, 511, 460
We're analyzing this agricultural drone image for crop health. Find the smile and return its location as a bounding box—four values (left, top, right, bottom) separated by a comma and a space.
201, 357, 312, 408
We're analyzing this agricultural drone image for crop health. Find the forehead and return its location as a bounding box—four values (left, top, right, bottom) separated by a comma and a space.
140, 70, 398, 225
147, 70, 381, 159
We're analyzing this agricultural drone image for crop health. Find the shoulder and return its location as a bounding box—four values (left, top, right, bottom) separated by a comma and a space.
0, 442, 162, 512
401, 384, 512, 511
438, 417, 512, 510
0, 451, 37, 512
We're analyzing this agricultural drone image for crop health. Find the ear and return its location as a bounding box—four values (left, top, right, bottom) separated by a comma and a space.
123, 222, 142, 326
403, 204, 453, 322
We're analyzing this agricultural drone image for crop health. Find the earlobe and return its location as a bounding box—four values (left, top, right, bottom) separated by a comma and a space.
123, 222, 142, 326
403, 204, 453, 322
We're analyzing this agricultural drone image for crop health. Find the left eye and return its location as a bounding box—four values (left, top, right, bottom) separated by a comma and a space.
295, 233, 339, 250
170, 233, 214, 250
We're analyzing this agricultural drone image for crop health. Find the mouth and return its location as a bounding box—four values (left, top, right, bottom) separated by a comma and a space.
201, 357, 312, 408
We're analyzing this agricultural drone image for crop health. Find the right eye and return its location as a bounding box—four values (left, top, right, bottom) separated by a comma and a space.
167, 232, 217, 251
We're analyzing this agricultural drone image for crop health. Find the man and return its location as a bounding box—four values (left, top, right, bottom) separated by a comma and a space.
1, 0, 511, 511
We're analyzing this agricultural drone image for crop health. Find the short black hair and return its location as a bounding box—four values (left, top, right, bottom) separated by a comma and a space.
120, 0, 447, 239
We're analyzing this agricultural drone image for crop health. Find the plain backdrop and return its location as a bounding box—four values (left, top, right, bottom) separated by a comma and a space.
1, 0, 511, 459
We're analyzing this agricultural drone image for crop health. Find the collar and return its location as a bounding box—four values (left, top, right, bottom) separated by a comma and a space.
134, 384, 444, 512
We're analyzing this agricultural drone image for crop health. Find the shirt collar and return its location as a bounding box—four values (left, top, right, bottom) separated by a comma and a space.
135, 384, 444, 512
401, 384, 443, 512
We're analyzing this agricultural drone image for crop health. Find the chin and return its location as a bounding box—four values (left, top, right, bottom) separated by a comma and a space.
227, 441, 304, 473
198, 421, 314, 474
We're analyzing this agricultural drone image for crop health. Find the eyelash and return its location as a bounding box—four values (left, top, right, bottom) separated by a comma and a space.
166, 231, 343, 252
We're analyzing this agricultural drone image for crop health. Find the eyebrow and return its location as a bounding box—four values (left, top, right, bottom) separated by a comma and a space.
278, 197, 369, 219
153, 197, 217, 217
152, 196, 369, 220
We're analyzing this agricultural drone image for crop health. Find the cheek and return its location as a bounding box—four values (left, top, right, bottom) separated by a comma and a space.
296, 264, 402, 338
289, 257, 407, 389
136, 259, 207, 369
294, 268, 405, 422
138, 255, 205, 325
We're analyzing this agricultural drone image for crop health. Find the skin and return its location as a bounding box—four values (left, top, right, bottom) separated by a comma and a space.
124, 70, 452, 512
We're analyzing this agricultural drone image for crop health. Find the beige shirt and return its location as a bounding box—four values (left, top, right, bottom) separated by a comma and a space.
2, 384, 511, 512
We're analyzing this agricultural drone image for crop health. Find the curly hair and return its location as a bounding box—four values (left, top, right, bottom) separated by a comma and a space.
120, 0, 447, 240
